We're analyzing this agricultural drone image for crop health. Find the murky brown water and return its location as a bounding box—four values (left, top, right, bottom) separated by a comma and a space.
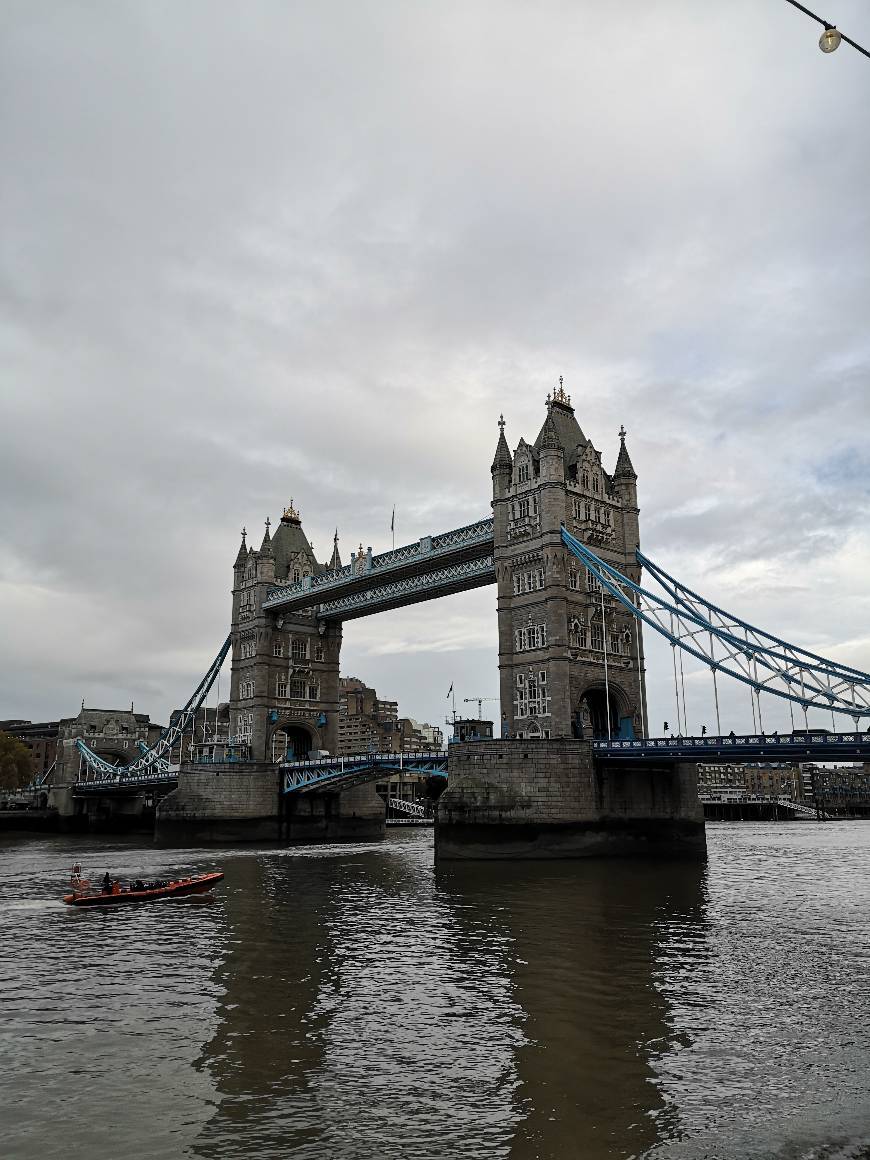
2, 822, 869, 1159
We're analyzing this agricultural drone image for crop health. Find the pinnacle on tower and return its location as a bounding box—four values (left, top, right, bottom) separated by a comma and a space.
260, 516, 273, 556
281, 498, 301, 525
614, 424, 637, 478
491, 413, 512, 473
329, 528, 342, 571
539, 410, 561, 452
234, 527, 248, 567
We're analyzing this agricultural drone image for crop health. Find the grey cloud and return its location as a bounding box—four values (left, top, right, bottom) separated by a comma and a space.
2, 0, 869, 734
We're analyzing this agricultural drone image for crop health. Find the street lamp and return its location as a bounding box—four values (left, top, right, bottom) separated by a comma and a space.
819, 26, 842, 53
783, 1, 870, 60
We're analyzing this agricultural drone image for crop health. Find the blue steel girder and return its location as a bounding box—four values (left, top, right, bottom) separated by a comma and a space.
282, 751, 448, 794
296, 555, 496, 621
263, 518, 494, 616
561, 527, 870, 722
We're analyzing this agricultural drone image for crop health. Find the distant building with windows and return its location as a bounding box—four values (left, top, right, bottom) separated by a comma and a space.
0, 719, 59, 781
338, 677, 442, 755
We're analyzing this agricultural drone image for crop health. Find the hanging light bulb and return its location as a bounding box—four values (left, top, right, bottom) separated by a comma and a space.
819, 25, 842, 53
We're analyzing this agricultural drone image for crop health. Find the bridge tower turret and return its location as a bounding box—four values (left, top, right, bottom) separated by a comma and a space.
229, 502, 342, 764
493, 383, 648, 741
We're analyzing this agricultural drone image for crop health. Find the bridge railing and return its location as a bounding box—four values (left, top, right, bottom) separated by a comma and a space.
593, 732, 870, 756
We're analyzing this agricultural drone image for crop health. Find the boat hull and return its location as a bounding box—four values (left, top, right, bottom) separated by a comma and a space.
63, 871, 224, 907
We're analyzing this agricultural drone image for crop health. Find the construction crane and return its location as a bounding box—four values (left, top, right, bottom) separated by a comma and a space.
463, 697, 499, 718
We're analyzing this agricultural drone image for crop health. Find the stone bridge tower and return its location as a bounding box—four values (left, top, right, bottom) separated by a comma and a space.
230, 503, 343, 762
491, 383, 647, 741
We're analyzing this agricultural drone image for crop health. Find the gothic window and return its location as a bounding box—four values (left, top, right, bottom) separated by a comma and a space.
273, 641, 284, 657
518, 498, 530, 518
276, 677, 288, 698
590, 625, 603, 651
307, 682, 319, 701
604, 508, 611, 526
514, 669, 550, 717
581, 471, 589, 489
291, 638, 308, 661
568, 566, 580, 591
517, 463, 530, 483
593, 475, 600, 494
513, 567, 545, 595
514, 623, 547, 652
587, 572, 602, 594
291, 678, 306, 699
293, 568, 301, 583
314, 644, 324, 662
585, 501, 592, 521
609, 632, 622, 655
514, 673, 527, 718
240, 679, 255, 699
569, 617, 587, 648
532, 495, 538, 515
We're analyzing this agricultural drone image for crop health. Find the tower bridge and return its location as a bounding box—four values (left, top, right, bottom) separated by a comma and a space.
64, 381, 870, 856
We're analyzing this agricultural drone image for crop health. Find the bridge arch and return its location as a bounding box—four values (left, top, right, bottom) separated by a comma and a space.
574, 682, 632, 740
269, 720, 321, 763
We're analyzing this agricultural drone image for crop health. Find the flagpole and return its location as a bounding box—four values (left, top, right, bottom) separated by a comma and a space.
391, 505, 395, 551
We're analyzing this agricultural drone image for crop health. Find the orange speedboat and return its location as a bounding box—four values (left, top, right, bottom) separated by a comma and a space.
63, 866, 224, 907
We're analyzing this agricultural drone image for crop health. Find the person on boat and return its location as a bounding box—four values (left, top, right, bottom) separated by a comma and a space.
133, 879, 145, 892
102, 872, 112, 894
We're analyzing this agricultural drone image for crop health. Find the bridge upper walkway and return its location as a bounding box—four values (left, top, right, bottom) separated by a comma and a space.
263, 518, 494, 619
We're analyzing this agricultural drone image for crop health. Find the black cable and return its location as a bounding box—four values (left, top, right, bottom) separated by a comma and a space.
783, 0, 870, 60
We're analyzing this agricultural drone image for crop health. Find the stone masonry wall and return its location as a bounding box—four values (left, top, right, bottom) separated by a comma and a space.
436, 739, 706, 859
156, 762, 386, 845
156, 763, 280, 843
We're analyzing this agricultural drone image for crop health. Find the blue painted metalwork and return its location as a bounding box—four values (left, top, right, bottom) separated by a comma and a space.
74, 634, 231, 785
561, 527, 870, 722
264, 518, 494, 610
592, 732, 870, 761
314, 556, 495, 619
282, 751, 447, 794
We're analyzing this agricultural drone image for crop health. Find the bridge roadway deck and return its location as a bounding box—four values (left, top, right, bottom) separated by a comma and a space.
70, 733, 870, 796
593, 732, 870, 762
262, 518, 494, 619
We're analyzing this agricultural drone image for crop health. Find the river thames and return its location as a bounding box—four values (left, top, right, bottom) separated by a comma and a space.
2, 821, 869, 1159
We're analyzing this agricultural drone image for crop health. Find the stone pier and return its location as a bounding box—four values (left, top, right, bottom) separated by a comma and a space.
436, 739, 706, 860
155, 763, 385, 844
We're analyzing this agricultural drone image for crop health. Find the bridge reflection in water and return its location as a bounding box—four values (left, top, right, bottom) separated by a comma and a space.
191, 834, 705, 1159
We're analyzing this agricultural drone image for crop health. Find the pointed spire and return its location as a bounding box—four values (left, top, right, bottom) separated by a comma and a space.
234, 526, 248, 566
539, 409, 561, 452
614, 424, 636, 478
329, 528, 342, 571
260, 517, 273, 556
491, 413, 512, 473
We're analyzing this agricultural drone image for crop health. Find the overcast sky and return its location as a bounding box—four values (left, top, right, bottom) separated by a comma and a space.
2, 0, 869, 738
